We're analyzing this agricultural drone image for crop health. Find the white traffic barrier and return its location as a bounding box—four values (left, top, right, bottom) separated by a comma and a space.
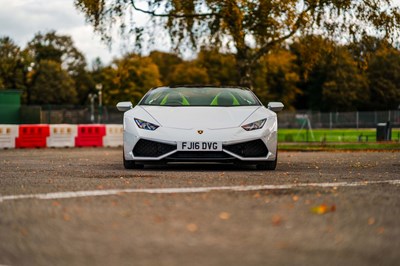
46, 124, 77, 148
0, 125, 19, 149
103, 124, 123, 147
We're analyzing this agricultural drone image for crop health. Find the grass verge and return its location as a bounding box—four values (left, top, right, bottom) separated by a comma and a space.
279, 128, 400, 142
278, 142, 400, 151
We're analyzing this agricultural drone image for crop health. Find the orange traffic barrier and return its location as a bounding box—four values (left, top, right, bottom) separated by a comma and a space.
15, 124, 50, 148
75, 124, 106, 147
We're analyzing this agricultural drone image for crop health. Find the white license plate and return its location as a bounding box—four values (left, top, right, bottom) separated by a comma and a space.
177, 141, 222, 151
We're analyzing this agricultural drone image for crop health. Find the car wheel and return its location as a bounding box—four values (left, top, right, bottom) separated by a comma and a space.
123, 153, 144, 169
256, 152, 278, 171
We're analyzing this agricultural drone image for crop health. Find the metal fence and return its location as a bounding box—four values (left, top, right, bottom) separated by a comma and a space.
278, 110, 400, 129
16, 105, 400, 129
20, 105, 123, 124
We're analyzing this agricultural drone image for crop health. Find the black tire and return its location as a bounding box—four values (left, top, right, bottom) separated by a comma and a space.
256, 151, 278, 171
123, 153, 144, 169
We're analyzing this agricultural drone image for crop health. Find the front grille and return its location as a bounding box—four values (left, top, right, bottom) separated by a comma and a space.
133, 139, 176, 157
223, 139, 268, 157
167, 151, 233, 160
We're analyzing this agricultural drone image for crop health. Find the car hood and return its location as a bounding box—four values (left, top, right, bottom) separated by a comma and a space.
139, 106, 262, 129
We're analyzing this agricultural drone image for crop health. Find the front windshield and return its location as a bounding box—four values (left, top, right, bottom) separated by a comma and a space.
140, 86, 261, 107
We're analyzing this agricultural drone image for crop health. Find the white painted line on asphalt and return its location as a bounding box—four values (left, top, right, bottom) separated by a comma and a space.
0, 179, 399, 203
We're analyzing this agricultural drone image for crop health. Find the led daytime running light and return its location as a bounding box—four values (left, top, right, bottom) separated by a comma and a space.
134, 118, 159, 131
242, 119, 267, 131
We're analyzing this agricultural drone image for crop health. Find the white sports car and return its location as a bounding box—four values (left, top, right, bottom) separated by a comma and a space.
117, 86, 283, 170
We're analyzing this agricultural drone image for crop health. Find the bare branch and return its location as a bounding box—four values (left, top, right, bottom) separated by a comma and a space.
130, 0, 217, 18
251, 3, 316, 63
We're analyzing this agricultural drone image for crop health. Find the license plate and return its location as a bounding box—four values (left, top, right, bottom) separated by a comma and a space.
177, 141, 222, 151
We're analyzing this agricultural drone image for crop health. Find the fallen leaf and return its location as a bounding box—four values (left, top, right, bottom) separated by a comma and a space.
311, 204, 336, 215
154, 216, 165, 224
63, 213, 71, 221
119, 211, 130, 218
275, 241, 289, 249
219, 212, 230, 220
272, 214, 282, 226
377, 227, 385, 234
186, 223, 198, 232
20, 228, 28, 236
368, 217, 375, 225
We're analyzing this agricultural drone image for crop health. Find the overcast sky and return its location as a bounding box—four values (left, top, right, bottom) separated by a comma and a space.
1, 0, 400, 67
0, 0, 137, 66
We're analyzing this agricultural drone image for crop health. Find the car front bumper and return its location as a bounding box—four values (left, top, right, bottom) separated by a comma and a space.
123, 116, 278, 163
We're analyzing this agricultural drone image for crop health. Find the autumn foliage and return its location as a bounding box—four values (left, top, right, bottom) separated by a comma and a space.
1, 32, 400, 111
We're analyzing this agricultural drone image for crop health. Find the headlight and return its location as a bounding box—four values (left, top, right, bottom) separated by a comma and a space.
134, 118, 159, 131
241, 119, 266, 131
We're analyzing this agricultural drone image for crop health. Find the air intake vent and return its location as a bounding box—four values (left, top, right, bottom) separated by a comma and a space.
133, 139, 176, 157
224, 139, 268, 157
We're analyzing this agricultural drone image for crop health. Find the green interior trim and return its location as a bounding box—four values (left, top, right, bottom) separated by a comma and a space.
210, 97, 218, 106
160, 95, 169, 105
232, 96, 240, 105
160, 93, 190, 105
181, 95, 190, 105
210, 93, 240, 106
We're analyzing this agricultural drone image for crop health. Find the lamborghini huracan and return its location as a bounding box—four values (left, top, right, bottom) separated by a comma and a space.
117, 85, 284, 170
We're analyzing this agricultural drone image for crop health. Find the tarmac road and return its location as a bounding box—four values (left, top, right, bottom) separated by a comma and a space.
0, 148, 399, 266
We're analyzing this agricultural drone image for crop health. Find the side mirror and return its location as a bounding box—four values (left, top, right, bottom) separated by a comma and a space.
267, 102, 284, 112
116, 101, 133, 112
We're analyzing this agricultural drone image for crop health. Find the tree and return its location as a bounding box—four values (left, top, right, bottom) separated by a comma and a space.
320, 47, 368, 111
292, 36, 368, 111
346, 36, 400, 110
27, 31, 86, 75
149, 51, 183, 85
29, 60, 77, 104
253, 49, 301, 110
0, 37, 29, 91
195, 48, 237, 86
75, 0, 400, 88
367, 46, 400, 110
168, 61, 209, 85
101, 54, 162, 105
25, 31, 90, 104
290, 35, 330, 110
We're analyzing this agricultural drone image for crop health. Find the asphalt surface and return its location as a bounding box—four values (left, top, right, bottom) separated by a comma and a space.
0, 148, 399, 266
